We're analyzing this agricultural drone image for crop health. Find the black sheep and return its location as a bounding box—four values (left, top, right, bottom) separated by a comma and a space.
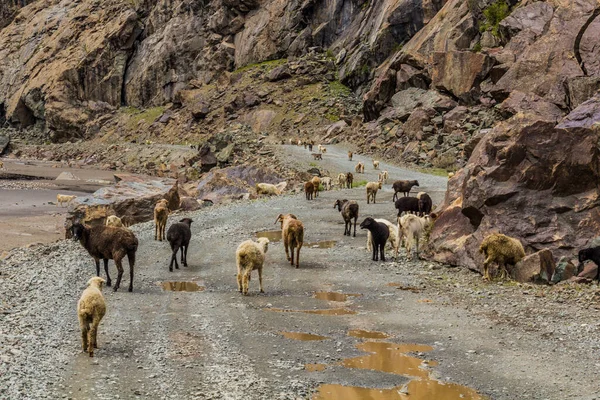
167, 218, 193, 272
395, 196, 420, 217
578, 247, 600, 280
392, 180, 419, 201
417, 192, 432, 216
360, 217, 389, 261
334, 199, 359, 237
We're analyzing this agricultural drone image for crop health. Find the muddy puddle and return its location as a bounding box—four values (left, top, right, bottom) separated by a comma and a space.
267, 307, 356, 316
348, 330, 390, 339
314, 292, 361, 302
310, 333, 486, 400
280, 332, 329, 341
160, 282, 204, 292
256, 231, 336, 248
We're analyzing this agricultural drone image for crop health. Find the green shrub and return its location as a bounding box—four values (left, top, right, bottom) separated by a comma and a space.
352, 180, 368, 188
479, 0, 510, 38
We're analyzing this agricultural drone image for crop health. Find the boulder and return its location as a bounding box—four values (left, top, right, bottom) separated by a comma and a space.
567, 77, 600, 110
191, 102, 211, 120
266, 65, 292, 82
198, 145, 217, 172
403, 107, 437, 140
390, 88, 455, 121
395, 64, 430, 92
179, 196, 203, 212
0, 133, 9, 155
575, 261, 598, 281
551, 257, 577, 284
499, 91, 564, 122
499, 2, 554, 41
513, 249, 555, 283
431, 51, 495, 102
56, 172, 81, 181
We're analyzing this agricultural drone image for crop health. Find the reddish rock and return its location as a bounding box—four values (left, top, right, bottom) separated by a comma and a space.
499, 91, 564, 122
431, 51, 495, 102
575, 262, 598, 280
513, 249, 555, 283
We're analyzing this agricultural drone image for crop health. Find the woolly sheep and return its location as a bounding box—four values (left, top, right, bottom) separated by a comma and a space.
417, 192, 433, 216
236, 237, 270, 295
395, 196, 420, 216
256, 183, 281, 196
311, 176, 321, 197
367, 219, 400, 259
312, 153, 322, 160
304, 181, 315, 200
479, 233, 526, 281
154, 199, 169, 241
398, 214, 435, 260
334, 199, 359, 237
166, 218, 193, 272
321, 177, 332, 191
373, 160, 380, 170
337, 173, 346, 188
392, 180, 419, 201
379, 170, 389, 184
366, 181, 382, 204
105, 215, 123, 228
275, 214, 304, 268
57, 194, 77, 207
71, 223, 139, 292
348, 151, 353, 161
355, 162, 365, 174
360, 217, 389, 262
77, 277, 106, 357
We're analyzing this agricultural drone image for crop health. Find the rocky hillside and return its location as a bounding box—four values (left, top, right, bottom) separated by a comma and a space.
1, 0, 600, 271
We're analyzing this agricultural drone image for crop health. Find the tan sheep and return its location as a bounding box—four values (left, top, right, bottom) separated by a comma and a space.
354, 162, 365, 174
348, 151, 353, 161
321, 177, 332, 191
398, 214, 435, 260
236, 237, 269, 295
154, 199, 169, 241
479, 233, 526, 281
105, 215, 123, 228
366, 181, 382, 204
57, 194, 77, 207
77, 277, 106, 357
275, 213, 304, 268
367, 218, 401, 259
379, 170, 389, 184
337, 173, 346, 188
311, 176, 321, 198
373, 160, 380, 170
256, 183, 282, 196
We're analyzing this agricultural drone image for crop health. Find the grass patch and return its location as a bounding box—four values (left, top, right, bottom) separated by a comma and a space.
234, 58, 287, 74
309, 162, 319, 167
352, 180, 368, 188
324, 113, 339, 122
328, 80, 351, 97
124, 106, 165, 130
415, 167, 451, 177
472, 41, 482, 53
479, 0, 510, 38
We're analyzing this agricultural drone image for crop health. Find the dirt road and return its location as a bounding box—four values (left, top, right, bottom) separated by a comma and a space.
1, 147, 599, 400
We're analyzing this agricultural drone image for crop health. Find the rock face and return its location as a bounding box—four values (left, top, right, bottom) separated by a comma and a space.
196, 165, 282, 203
513, 249, 555, 283
428, 95, 600, 272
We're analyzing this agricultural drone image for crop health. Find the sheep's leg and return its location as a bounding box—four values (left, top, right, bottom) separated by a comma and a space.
258, 267, 264, 293
154, 222, 158, 240
180, 246, 186, 267
94, 258, 100, 278
380, 243, 385, 262
290, 245, 295, 266
295, 244, 302, 268
242, 272, 250, 295
183, 244, 189, 267
372, 241, 377, 261
127, 252, 135, 292
79, 317, 89, 352
415, 237, 420, 259
284, 239, 291, 262
114, 259, 124, 292
237, 272, 242, 292
103, 259, 112, 287
353, 218, 357, 237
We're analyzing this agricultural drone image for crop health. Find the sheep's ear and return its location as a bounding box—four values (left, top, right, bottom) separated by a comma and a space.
274, 214, 283, 224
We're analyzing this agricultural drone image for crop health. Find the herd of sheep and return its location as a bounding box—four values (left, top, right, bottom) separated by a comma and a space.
67, 143, 600, 358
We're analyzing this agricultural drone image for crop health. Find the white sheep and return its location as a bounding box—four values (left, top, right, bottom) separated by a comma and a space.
321, 177, 332, 191
378, 170, 389, 184
105, 215, 123, 228
367, 219, 400, 259
57, 194, 77, 207
256, 183, 282, 196
366, 181, 382, 204
373, 160, 380, 170
77, 277, 106, 357
236, 237, 269, 295
337, 173, 346, 188
398, 214, 435, 260
355, 162, 365, 174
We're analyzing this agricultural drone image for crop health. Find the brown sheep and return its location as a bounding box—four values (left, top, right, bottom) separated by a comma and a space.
154, 199, 169, 241
275, 214, 304, 268
77, 277, 106, 357
71, 223, 139, 292
304, 181, 315, 200
346, 172, 354, 189
334, 199, 359, 237
236, 237, 269, 295
366, 181, 382, 204
311, 176, 321, 198
479, 233, 526, 281
392, 180, 420, 201
373, 160, 380, 170
348, 151, 353, 161
355, 162, 365, 174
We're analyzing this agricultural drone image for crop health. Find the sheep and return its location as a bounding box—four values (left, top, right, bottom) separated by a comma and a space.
311, 176, 321, 198
275, 214, 304, 268
256, 183, 282, 196
373, 160, 380, 170
346, 172, 354, 189
577, 247, 600, 280
417, 192, 433, 216
321, 177, 332, 191
395, 196, 420, 216
304, 181, 315, 200
308, 144, 313, 152
366, 181, 382, 204
398, 214, 435, 260
236, 237, 269, 295
321, 147, 327, 154
105, 215, 123, 228
71, 223, 138, 292
154, 199, 169, 241
479, 233, 526, 281
337, 173, 346, 189
57, 194, 77, 207
360, 217, 389, 262
77, 277, 106, 357
167, 218, 193, 272
366, 219, 400, 260
379, 170, 389, 184
318, 144, 324, 152
348, 151, 353, 161
0, 161, 3, 169
297, 139, 302, 146
311, 153, 322, 160
392, 180, 420, 201
334, 199, 359, 237
355, 162, 365, 174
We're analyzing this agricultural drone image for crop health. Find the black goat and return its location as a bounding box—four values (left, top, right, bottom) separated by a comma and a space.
167, 218, 193, 272
417, 192, 432, 216
578, 247, 600, 280
395, 196, 420, 217
392, 180, 419, 201
360, 217, 389, 262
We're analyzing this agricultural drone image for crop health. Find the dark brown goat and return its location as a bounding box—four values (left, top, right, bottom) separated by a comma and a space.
334, 199, 359, 237
392, 180, 419, 201
167, 218, 193, 272
71, 223, 138, 292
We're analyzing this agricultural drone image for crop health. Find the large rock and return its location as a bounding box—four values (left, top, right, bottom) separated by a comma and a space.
499, 91, 564, 122
551, 257, 577, 284
513, 249, 555, 283
427, 96, 600, 272
431, 51, 494, 102
0, 133, 9, 155
390, 88, 456, 121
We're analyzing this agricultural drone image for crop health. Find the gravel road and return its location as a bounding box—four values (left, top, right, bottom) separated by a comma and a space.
1, 147, 599, 400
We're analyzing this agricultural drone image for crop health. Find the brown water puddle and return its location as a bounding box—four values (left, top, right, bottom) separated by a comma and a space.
267, 307, 356, 316
281, 332, 329, 341
348, 330, 390, 339
306, 363, 327, 372
160, 282, 204, 292
311, 338, 485, 400
314, 292, 361, 302
255, 231, 336, 248
256, 230, 282, 241
387, 282, 421, 293
307, 240, 337, 248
